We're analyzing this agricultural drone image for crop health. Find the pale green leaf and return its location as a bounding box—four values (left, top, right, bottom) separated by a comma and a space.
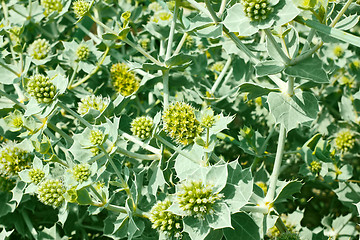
223, 212, 260, 240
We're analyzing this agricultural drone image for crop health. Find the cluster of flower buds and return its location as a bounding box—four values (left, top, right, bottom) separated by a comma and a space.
72, 164, 91, 183
89, 129, 104, 146
28, 39, 51, 60
29, 168, 45, 185
76, 44, 90, 61
37, 179, 66, 208
309, 161, 322, 174
41, 0, 63, 16
73, 0, 90, 18
0, 143, 32, 177
335, 129, 355, 153
131, 116, 154, 139
110, 63, 140, 96
241, 0, 273, 21
77, 95, 108, 115
27, 74, 57, 104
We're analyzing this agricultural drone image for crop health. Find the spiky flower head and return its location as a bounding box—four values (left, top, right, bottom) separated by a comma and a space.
29, 168, 45, 184
37, 179, 66, 208
73, 0, 90, 18
26, 74, 57, 104
131, 116, 154, 139
110, 63, 140, 96
210, 62, 224, 73
335, 129, 355, 153
139, 38, 150, 50
149, 199, 183, 238
76, 44, 90, 61
28, 39, 51, 60
41, 0, 63, 16
176, 180, 223, 218
0, 176, 15, 192
163, 102, 203, 145
338, 75, 354, 88
90, 129, 104, 146
200, 114, 215, 128
90, 147, 100, 156
333, 45, 344, 58
241, 0, 273, 21
276, 232, 301, 240
150, 11, 173, 23
309, 160, 322, 174
77, 95, 109, 115
0, 143, 32, 177
4, 110, 24, 129
72, 164, 91, 183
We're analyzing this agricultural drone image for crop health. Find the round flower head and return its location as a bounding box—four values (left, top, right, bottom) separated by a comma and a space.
210, 62, 224, 73
309, 160, 322, 174
90, 147, 100, 156
90, 129, 104, 146
77, 95, 109, 115
201, 114, 215, 129
41, 0, 63, 16
241, 0, 273, 21
163, 102, 203, 145
29, 168, 45, 184
110, 63, 140, 96
37, 179, 66, 208
28, 39, 51, 60
0, 176, 15, 192
73, 0, 90, 18
139, 38, 150, 50
151, 11, 173, 23
76, 44, 90, 61
333, 45, 344, 58
72, 164, 91, 183
176, 180, 223, 218
0, 143, 32, 177
335, 129, 355, 153
26, 74, 57, 104
131, 116, 154, 139
149, 199, 183, 238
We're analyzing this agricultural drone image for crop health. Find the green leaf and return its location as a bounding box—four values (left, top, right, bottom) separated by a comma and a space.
335, 182, 360, 213
223, 212, 260, 240
285, 55, 329, 83
76, 189, 93, 205
238, 83, 279, 100
255, 60, 285, 76
0, 63, 19, 84
0, 193, 16, 218
205, 203, 232, 229
10, 181, 26, 206
183, 217, 211, 240
142, 63, 168, 71
273, 180, 302, 204
204, 229, 223, 240
205, 164, 228, 193
267, 90, 319, 133
335, 14, 359, 31
165, 54, 193, 68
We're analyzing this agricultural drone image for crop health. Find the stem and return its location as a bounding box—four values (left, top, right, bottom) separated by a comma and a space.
123, 38, 163, 66
162, 70, 170, 109
218, 0, 227, 17
165, 0, 180, 61
330, 0, 353, 28
47, 122, 74, 146
264, 29, 290, 64
210, 56, 232, 94
89, 14, 117, 35
251, 127, 275, 172
0, 89, 26, 109
265, 124, 286, 203
119, 130, 161, 156
301, 28, 316, 54
93, 7, 103, 37
286, 77, 295, 96
68, 63, 79, 87
57, 101, 93, 129
0, 62, 20, 77
204, 0, 221, 23
105, 204, 127, 214
64, 14, 101, 44
173, 33, 188, 56
241, 205, 269, 214
116, 147, 160, 161
290, 42, 323, 65
21, 210, 38, 240
69, 46, 110, 89
89, 185, 105, 203
204, 128, 210, 165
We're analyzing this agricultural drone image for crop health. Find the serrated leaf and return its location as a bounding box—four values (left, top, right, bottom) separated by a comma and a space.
223, 212, 260, 240
206, 203, 232, 229
255, 60, 285, 76
142, 63, 168, 71
267, 91, 319, 133
165, 54, 193, 67
285, 55, 329, 83
238, 83, 279, 100
183, 217, 210, 240
273, 181, 302, 204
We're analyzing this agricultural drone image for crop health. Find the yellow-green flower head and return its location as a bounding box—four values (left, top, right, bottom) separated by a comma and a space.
163, 102, 203, 145
26, 74, 57, 104
131, 116, 154, 139
149, 199, 183, 238
241, 0, 273, 21
76, 44, 90, 61
309, 160, 322, 174
210, 62, 225, 73
73, 0, 90, 18
90, 129, 104, 146
72, 164, 91, 183
41, 0, 63, 16
77, 95, 109, 115
4, 110, 24, 129
139, 38, 150, 50
255, 181, 267, 194
335, 129, 355, 152
37, 179, 66, 208
90, 147, 100, 156
201, 114, 215, 128
176, 180, 223, 218
276, 232, 301, 240
110, 63, 140, 96
150, 11, 173, 23
28, 39, 51, 60
148, 2, 163, 12
29, 168, 45, 184
0, 143, 32, 177
338, 75, 354, 88
184, 35, 195, 50
350, 60, 360, 71
0, 176, 15, 192
9, 26, 21, 43
333, 45, 344, 58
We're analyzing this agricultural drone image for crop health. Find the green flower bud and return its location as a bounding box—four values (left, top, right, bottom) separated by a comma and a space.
184, 35, 195, 50
176, 180, 223, 218
335, 129, 355, 153
28, 39, 51, 60
149, 199, 183, 238
210, 62, 224, 73
309, 160, 321, 174
26, 74, 57, 104
37, 179, 66, 208
90, 147, 100, 156
131, 116, 154, 139
76, 44, 90, 61
77, 95, 109, 115
0, 143, 32, 177
72, 164, 91, 183
163, 102, 203, 145
241, 0, 273, 21
139, 38, 150, 50
29, 168, 45, 184
110, 63, 140, 96
333, 45, 344, 58
73, 0, 90, 19
90, 129, 104, 146
201, 114, 215, 128
41, 0, 63, 16
276, 232, 301, 240
0, 176, 15, 192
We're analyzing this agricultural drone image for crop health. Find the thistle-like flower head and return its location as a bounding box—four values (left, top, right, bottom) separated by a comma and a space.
72, 164, 91, 183
110, 63, 140, 96
28, 39, 51, 60
26, 74, 57, 104
176, 180, 223, 218
41, 0, 63, 16
335, 129, 355, 153
149, 199, 183, 238
90, 129, 104, 146
77, 95, 109, 115
73, 0, 90, 18
309, 160, 322, 174
29, 168, 46, 185
241, 0, 273, 21
131, 116, 154, 139
37, 179, 66, 208
0, 142, 32, 177
163, 102, 203, 145
76, 44, 90, 61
